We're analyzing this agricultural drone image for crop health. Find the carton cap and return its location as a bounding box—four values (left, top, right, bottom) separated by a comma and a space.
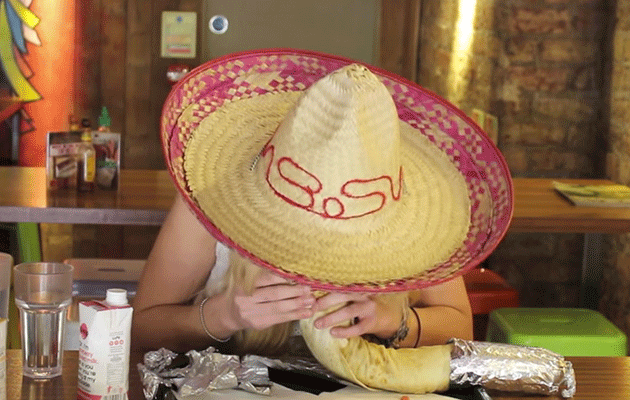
106, 288, 128, 306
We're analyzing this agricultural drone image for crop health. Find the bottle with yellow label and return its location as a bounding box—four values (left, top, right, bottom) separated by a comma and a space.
77, 118, 96, 192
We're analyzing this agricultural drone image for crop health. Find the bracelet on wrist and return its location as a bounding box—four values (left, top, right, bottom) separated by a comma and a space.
410, 306, 421, 348
199, 297, 231, 343
380, 306, 409, 349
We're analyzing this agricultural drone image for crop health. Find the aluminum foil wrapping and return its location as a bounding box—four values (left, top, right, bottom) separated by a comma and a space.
138, 347, 271, 400
449, 339, 576, 398
246, 354, 342, 382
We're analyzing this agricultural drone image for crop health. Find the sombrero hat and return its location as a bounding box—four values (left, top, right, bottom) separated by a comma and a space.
161, 49, 513, 292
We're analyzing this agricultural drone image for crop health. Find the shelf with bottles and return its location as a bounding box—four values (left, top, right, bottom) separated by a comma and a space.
46, 109, 120, 192
46, 131, 120, 192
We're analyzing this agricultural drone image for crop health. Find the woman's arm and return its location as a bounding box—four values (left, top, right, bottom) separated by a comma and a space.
407, 276, 473, 346
132, 193, 221, 352
132, 192, 316, 352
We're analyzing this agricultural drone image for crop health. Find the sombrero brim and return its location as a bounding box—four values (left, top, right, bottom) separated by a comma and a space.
161, 49, 514, 292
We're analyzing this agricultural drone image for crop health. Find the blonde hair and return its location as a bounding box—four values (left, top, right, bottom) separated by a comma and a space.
219, 251, 293, 356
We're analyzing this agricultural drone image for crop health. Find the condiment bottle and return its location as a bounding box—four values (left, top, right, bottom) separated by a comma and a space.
77, 118, 96, 192
68, 114, 80, 132
97, 106, 111, 132
94, 106, 119, 190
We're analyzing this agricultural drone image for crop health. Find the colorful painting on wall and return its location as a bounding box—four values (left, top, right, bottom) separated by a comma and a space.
0, 0, 41, 102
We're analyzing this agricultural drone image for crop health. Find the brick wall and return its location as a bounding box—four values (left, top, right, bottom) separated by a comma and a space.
418, 0, 499, 114
493, 0, 609, 308
419, 0, 611, 308
420, 0, 607, 178
498, 1, 607, 179
601, 1, 630, 335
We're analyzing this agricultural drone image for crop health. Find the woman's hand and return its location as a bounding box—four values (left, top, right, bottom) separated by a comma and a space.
312, 292, 406, 340
220, 270, 316, 333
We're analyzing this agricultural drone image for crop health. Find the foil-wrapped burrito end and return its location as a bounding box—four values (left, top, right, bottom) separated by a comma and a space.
137, 347, 343, 400
137, 347, 272, 400
449, 338, 576, 398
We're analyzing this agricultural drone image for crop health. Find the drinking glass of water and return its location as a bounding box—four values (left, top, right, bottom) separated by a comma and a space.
13, 262, 73, 379
0, 253, 12, 394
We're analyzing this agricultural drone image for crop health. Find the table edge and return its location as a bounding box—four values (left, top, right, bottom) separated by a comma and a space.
0, 206, 168, 226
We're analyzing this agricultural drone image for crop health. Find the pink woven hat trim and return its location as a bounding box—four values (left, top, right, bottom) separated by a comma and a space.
161, 49, 514, 292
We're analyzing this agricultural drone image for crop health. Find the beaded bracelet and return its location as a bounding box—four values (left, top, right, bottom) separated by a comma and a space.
380, 305, 410, 349
409, 306, 421, 348
199, 297, 231, 343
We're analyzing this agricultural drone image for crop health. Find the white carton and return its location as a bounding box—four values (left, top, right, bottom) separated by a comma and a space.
77, 289, 132, 400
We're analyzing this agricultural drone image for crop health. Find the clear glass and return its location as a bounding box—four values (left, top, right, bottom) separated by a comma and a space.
0, 253, 12, 394
0, 253, 11, 320
13, 262, 73, 379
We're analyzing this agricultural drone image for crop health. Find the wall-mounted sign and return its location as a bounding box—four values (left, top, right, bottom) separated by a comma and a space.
161, 11, 197, 58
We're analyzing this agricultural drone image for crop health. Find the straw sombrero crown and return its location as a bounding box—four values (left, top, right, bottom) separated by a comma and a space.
162, 49, 513, 292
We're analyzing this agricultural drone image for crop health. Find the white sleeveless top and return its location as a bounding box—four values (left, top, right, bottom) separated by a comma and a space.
203, 241, 231, 297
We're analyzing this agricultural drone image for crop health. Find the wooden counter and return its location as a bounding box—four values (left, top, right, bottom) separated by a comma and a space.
0, 167, 175, 225
1, 166, 628, 234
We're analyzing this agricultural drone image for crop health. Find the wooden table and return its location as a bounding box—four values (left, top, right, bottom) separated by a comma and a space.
510, 178, 626, 308
6, 349, 145, 400
511, 178, 630, 233
0, 167, 625, 307
3, 350, 630, 399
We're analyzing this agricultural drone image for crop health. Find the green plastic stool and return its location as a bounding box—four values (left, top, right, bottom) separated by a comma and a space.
0, 222, 42, 263
486, 307, 628, 356
15, 222, 42, 263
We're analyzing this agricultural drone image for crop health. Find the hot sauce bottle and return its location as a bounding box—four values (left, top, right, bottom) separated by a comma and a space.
77, 118, 96, 192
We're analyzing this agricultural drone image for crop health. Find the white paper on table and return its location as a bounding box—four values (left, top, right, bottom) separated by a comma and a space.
175, 382, 457, 400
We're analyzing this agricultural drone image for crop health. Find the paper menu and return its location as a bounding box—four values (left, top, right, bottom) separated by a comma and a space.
552, 180, 630, 208
46, 131, 82, 190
